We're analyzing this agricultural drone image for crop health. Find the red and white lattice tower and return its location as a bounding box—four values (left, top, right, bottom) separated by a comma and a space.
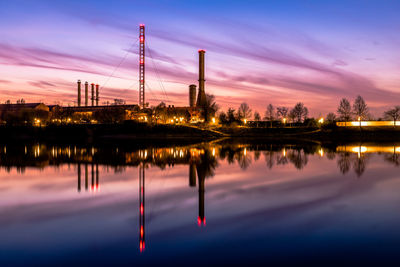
139, 24, 145, 109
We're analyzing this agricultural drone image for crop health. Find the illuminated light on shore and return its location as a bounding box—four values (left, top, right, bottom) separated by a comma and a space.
319, 148, 324, 157
337, 121, 400, 127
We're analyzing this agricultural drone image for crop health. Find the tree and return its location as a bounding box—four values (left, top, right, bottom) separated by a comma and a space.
277, 107, 289, 120
384, 106, 400, 127
290, 102, 308, 123
264, 104, 275, 127
204, 94, 219, 122
238, 102, 252, 122
154, 102, 167, 123
254, 111, 261, 127
227, 108, 237, 124
337, 98, 352, 122
353, 95, 369, 126
218, 111, 228, 124
326, 112, 336, 123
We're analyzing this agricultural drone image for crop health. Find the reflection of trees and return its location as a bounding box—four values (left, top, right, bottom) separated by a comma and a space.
326, 152, 336, 160
263, 150, 274, 169
353, 155, 367, 177
337, 152, 351, 174
384, 147, 400, 166
254, 150, 261, 161
235, 151, 252, 170
287, 149, 308, 170
337, 151, 370, 177
196, 149, 218, 179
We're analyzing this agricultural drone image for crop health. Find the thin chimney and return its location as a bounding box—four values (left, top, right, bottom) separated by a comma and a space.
77, 80, 81, 107
96, 84, 99, 106
85, 81, 88, 107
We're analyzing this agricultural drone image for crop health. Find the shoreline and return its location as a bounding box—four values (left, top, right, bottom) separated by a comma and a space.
1, 124, 400, 144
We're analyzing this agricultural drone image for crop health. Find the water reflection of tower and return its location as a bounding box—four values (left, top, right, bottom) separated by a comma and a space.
189, 159, 206, 227
77, 163, 99, 193
139, 163, 145, 253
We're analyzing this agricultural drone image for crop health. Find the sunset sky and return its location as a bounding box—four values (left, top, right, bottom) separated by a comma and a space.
0, 0, 399, 117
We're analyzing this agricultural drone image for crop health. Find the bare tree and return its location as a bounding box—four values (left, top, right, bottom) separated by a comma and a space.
277, 107, 289, 120
264, 104, 275, 127
238, 102, 252, 122
326, 112, 336, 123
337, 98, 352, 122
290, 102, 308, 123
353, 95, 369, 127
384, 106, 400, 127
254, 111, 261, 127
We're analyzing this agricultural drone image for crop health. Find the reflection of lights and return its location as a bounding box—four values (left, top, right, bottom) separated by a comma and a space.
212, 147, 216, 156
197, 216, 206, 227
351, 146, 367, 153
244, 148, 247, 156
319, 148, 324, 157
139, 240, 144, 253
283, 148, 286, 157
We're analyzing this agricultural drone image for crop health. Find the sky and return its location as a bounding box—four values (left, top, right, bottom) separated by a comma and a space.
0, 0, 399, 117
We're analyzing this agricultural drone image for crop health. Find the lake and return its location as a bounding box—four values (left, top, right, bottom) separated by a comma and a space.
1, 141, 400, 265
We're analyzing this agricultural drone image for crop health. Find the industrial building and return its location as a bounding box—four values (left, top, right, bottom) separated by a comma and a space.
0, 24, 211, 125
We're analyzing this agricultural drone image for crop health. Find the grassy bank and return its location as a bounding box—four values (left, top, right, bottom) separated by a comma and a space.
0, 122, 222, 145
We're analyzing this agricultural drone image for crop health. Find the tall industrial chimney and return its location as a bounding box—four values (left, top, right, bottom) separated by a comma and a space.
196, 50, 206, 107
96, 84, 99, 106
91, 83, 95, 106
84, 81, 88, 107
189, 84, 196, 107
77, 80, 81, 107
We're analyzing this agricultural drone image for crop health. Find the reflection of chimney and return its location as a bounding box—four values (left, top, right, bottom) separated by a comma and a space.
198, 174, 205, 226
95, 84, 99, 106
77, 80, 81, 107
85, 163, 88, 191
85, 81, 89, 107
91, 83, 95, 106
91, 163, 94, 191
96, 164, 99, 190
196, 165, 206, 226
189, 163, 196, 187
196, 50, 206, 107
189, 85, 196, 108
77, 163, 81, 192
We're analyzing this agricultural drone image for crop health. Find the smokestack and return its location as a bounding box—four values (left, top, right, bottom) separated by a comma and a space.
84, 81, 88, 107
96, 84, 99, 106
91, 83, 95, 106
189, 84, 196, 107
196, 50, 206, 107
77, 80, 81, 107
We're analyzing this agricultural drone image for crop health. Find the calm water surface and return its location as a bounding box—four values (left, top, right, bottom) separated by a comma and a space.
1, 142, 400, 265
